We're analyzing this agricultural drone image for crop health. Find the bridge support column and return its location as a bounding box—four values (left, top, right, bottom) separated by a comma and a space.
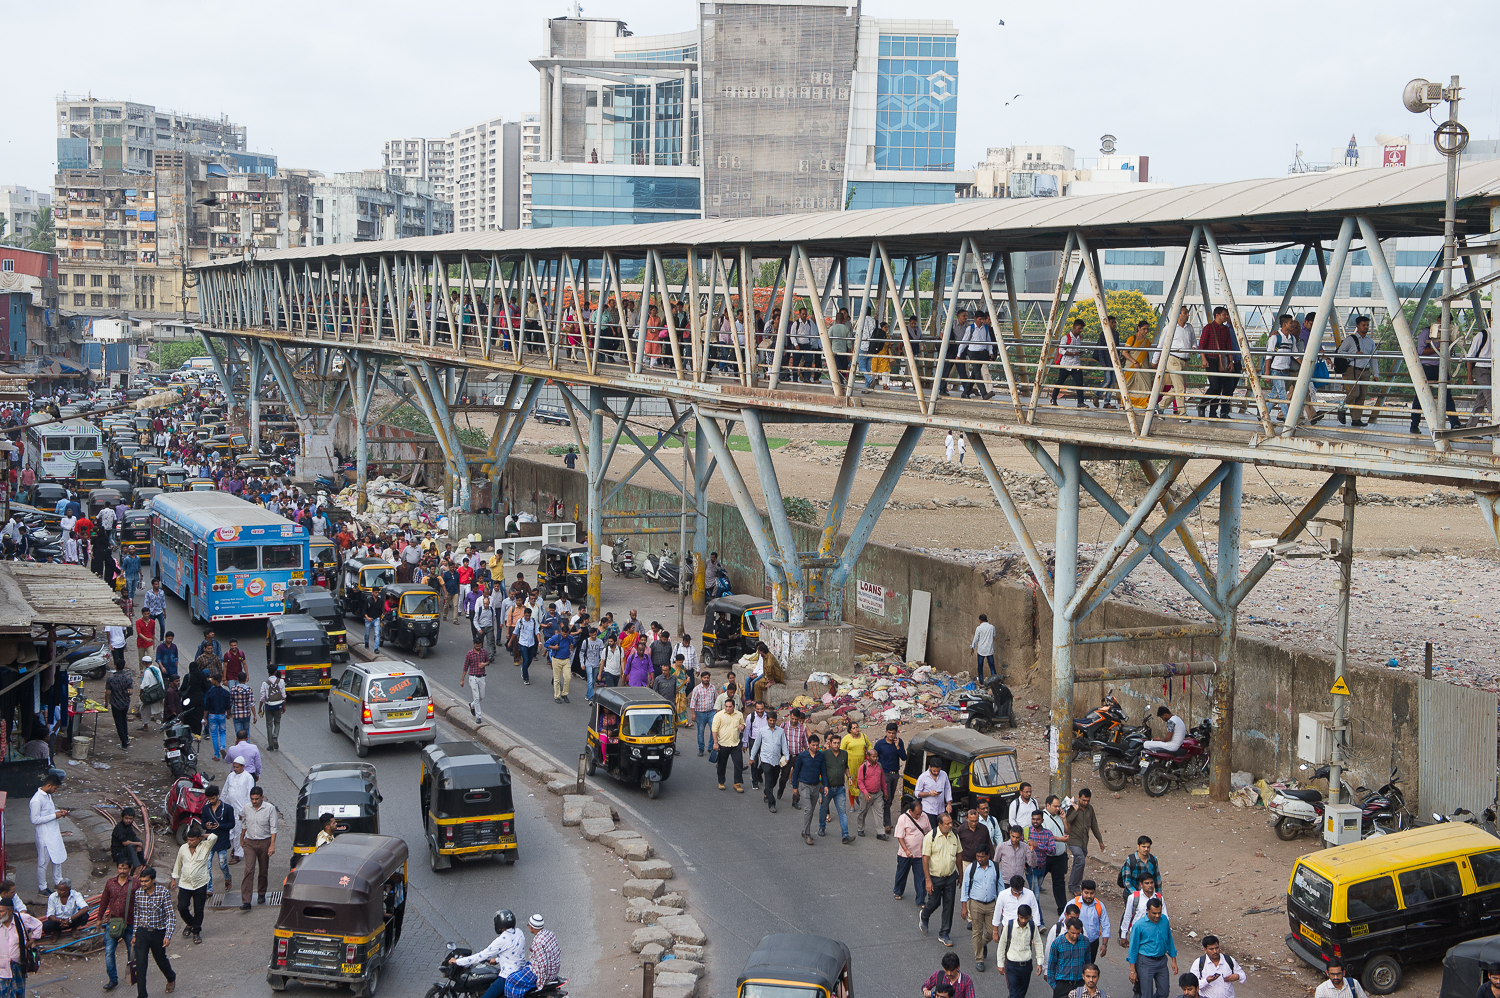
341, 351, 382, 513
1050, 443, 1080, 799
248, 345, 263, 454
256, 340, 338, 479
698, 407, 919, 678
586, 385, 604, 619
691, 422, 711, 616
407, 360, 471, 513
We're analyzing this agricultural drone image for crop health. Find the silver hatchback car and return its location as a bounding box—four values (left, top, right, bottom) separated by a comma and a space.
329, 662, 436, 757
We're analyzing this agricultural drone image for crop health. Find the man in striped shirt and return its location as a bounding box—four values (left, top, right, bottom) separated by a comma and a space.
688, 672, 716, 756
131, 866, 176, 996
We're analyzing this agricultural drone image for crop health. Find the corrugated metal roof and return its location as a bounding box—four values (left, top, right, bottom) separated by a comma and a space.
0, 563, 132, 633
204, 160, 1500, 269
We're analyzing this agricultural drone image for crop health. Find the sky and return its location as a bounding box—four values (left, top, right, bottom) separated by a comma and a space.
4, 0, 1497, 193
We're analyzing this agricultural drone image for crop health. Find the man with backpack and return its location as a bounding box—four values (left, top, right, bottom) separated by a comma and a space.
1188, 936, 1246, 998
258, 669, 286, 751
994, 903, 1045, 996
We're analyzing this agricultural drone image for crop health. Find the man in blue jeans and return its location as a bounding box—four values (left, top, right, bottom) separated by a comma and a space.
819, 738, 852, 842
100, 861, 136, 991
688, 671, 716, 755
513, 607, 538, 685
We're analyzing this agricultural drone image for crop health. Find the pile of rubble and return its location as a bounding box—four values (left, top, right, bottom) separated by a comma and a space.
330, 476, 449, 532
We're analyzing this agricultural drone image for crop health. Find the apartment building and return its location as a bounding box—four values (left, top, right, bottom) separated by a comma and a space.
383, 137, 450, 200
521, 113, 542, 227
0, 186, 53, 245
309, 171, 453, 245
449, 118, 524, 232
55, 96, 274, 175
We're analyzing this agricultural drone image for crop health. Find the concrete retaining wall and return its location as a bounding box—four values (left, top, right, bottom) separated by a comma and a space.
499, 455, 1420, 790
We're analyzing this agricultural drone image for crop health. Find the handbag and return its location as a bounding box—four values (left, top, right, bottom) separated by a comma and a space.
107, 916, 127, 940
709, 747, 719, 763
1312, 359, 1333, 392
15, 918, 38, 974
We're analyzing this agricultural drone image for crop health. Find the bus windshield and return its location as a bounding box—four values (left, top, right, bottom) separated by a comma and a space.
262, 544, 303, 570
218, 546, 259, 572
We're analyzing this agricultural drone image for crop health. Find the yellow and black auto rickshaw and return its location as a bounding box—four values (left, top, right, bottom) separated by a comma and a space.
72, 456, 107, 491
340, 557, 395, 620
901, 726, 1022, 817
584, 687, 677, 799
703, 594, 773, 666
87, 488, 123, 518
133, 486, 163, 511
540, 542, 589, 601
737, 933, 853, 998
268, 833, 407, 997
419, 742, 517, 871
156, 464, 189, 491
308, 536, 338, 589
283, 585, 349, 661
378, 583, 441, 659
265, 614, 333, 698
119, 509, 153, 558
186, 477, 216, 492
291, 762, 380, 868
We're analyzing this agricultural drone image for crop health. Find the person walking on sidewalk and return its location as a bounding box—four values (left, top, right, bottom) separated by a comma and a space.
229, 677, 256, 741
1047, 918, 1092, 998
873, 722, 906, 839
854, 753, 885, 837
1120, 836, 1162, 906
959, 846, 1001, 972
711, 697, 746, 792
99, 861, 137, 992
106, 657, 134, 750
1038, 797, 1071, 919
514, 607, 539, 685
1126, 897, 1177, 998
893, 799, 931, 905
462, 640, 488, 721
1188, 935, 1246, 998
1064, 789, 1104, 895
921, 812, 962, 947
689, 671, 716, 756
130, 866, 177, 998
544, 625, 574, 704
820, 734, 852, 843
791, 732, 828, 845
258, 671, 286, 751
1067, 881, 1110, 963
748, 711, 789, 812
995, 903, 1045, 998
221, 760, 253, 863
200, 787, 234, 894
169, 825, 215, 944
238, 787, 277, 911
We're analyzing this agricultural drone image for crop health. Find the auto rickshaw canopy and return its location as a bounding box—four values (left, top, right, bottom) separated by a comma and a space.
591, 686, 676, 740
278, 833, 407, 934
737, 933, 852, 996
908, 726, 1022, 793
542, 542, 590, 572
268, 614, 331, 659
295, 763, 380, 851
345, 557, 396, 591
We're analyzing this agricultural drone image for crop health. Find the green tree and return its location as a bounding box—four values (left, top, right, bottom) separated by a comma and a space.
24, 207, 55, 252
1067, 289, 1158, 339
148, 339, 224, 371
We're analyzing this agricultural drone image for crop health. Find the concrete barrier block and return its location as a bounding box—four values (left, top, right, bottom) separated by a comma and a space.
597, 828, 644, 849
561, 802, 584, 827
627, 858, 674, 880
655, 915, 706, 945
621, 879, 666, 900
507, 747, 551, 781
582, 800, 614, 820
654, 972, 698, 994
653, 987, 694, 998
657, 892, 687, 910
580, 816, 616, 840
672, 944, 705, 961
612, 838, 653, 861
624, 904, 682, 924
630, 926, 673, 952
547, 779, 575, 796
659, 959, 705, 978
637, 943, 665, 964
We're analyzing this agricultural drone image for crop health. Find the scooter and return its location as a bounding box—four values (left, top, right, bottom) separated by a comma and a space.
165, 771, 208, 844
163, 710, 199, 778
655, 552, 690, 593
958, 676, 1015, 732
610, 543, 635, 578
429, 945, 568, 998
1138, 719, 1212, 797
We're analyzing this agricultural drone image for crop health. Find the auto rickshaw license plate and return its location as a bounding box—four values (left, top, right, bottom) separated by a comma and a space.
1299, 923, 1323, 946
341, 962, 362, 974
386, 709, 414, 720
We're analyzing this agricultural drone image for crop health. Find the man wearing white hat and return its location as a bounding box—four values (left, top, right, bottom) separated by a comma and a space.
221, 758, 254, 861
501, 915, 562, 998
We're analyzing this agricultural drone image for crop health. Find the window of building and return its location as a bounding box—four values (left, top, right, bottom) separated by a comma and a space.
1350, 281, 1373, 298
1101, 279, 1164, 295
0, 260, 11, 272
1275, 248, 1304, 265
1274, 280, 1323, 297
108, 274, 121, 288
1246, 253, 1266, 265
1103, 250, 1165, 267
531, 174, 700, 211
1246, 280, 1263, 296
874, 35, 959, 172
846, 181, 955, 211
90, 294, 103, 307
74, 294, 85, 306
91, 274, 103, 287
108, 295, 120, 307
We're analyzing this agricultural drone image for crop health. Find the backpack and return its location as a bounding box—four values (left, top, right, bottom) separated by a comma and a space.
1192, 955, 1242, 987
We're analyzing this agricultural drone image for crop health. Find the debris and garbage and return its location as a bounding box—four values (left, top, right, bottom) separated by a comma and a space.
766, 652, 996, 734
332, 476, 449, 532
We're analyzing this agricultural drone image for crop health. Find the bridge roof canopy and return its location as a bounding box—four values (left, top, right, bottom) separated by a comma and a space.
204, 160, 1500, 268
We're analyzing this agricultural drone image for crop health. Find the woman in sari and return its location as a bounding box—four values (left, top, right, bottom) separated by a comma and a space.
1125, 319, 1155, 408
670, 656, 692, 728
645, 305, 664, 367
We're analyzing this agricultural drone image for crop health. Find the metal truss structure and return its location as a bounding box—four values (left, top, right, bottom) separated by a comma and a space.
192, 161, 1500, 799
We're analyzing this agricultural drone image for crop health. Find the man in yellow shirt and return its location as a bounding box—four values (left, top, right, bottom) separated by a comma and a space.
711, 697, 746, 792
921, 811, 961, 947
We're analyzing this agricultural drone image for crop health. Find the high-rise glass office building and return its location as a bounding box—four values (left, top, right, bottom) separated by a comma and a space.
528, 3, 972, 227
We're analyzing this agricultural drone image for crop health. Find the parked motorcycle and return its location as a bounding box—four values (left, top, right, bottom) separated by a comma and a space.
163, 709, 199, 778
1269, 765, 1346, 841
1356, 768, 1412, 835
1071, 692, 1128, 750
165, 771, 208, 844
1095, 726, 1151, 791
1138, 719, 1212, 797
428, 944, 568, 998
959, 676, 1015, 733
642, 546, 689, 592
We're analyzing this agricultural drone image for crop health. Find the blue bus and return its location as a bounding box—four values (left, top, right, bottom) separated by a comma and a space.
151, 492, 309, 623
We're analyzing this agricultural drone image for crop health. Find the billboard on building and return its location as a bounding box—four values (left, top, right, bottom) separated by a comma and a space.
1383, 145, 1407, 167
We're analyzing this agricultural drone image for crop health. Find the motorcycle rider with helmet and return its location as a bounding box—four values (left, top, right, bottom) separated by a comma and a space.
446, 909, 527, 998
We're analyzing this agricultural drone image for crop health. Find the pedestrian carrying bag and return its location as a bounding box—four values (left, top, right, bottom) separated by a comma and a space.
15, 917, 38, 973
1313, 359, 1333, 392
107, 916, 127, 940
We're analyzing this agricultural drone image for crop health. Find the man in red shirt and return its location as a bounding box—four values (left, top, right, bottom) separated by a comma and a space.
222, 639, 247, 685
135, 610, 156, 670
1197, 306, 1241, 420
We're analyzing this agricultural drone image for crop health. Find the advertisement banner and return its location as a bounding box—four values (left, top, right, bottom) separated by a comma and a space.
1383, 145, 1407, 167
856, 580, 886, 617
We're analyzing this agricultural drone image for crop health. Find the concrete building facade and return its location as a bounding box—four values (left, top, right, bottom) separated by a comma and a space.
309, 171, 453, 245
55, 96, 274, 175
448, 118, 525, 233
0, 186, 53, 246
382, 137, 450, 200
